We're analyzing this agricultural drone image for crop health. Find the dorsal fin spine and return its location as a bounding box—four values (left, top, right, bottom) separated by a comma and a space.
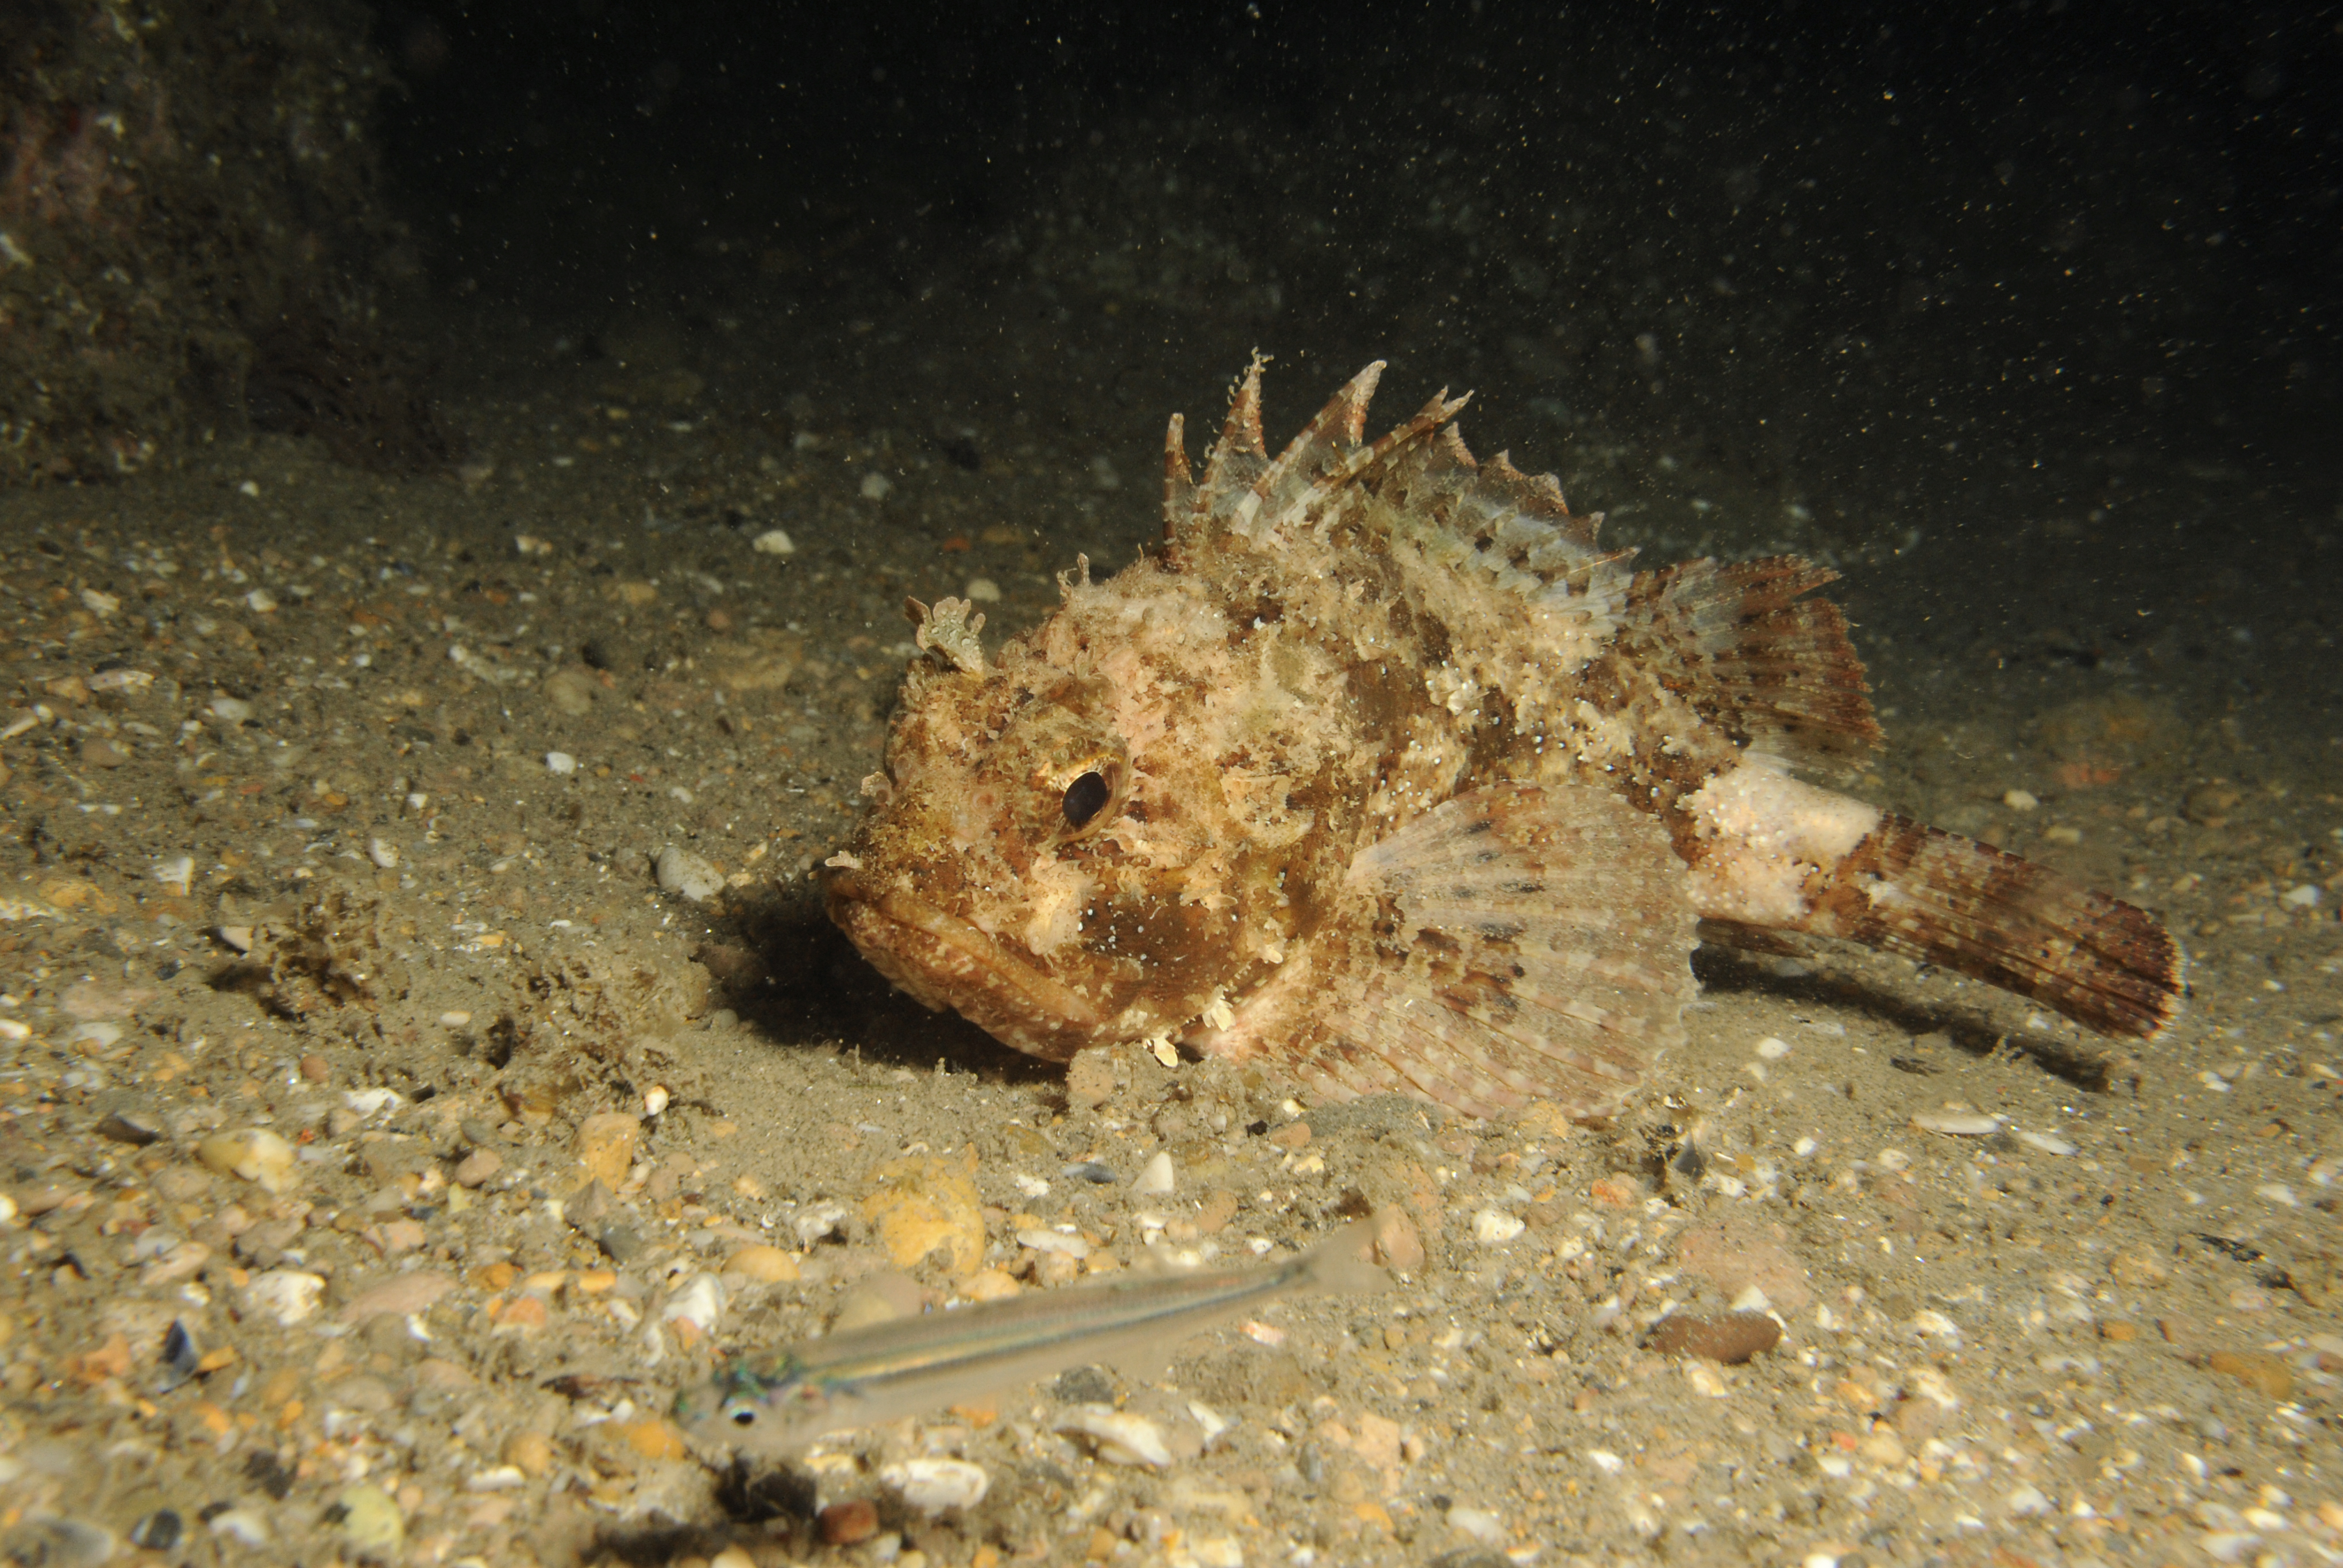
1162, 412, 1194, 541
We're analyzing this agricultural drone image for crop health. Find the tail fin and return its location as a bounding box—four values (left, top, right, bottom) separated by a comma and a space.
1804, 814, 2185, 1038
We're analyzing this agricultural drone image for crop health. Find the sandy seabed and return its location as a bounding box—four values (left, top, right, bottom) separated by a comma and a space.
0, 297, 2336, 1568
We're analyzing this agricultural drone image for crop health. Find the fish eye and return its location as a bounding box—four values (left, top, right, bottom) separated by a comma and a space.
1061, 770, 1111, 829
727, 1406, 758, 1428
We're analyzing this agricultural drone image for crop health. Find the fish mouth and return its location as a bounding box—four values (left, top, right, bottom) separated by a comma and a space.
826, 872, 1101, 1062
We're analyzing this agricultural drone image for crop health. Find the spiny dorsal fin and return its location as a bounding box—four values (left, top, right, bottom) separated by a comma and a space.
1251, 360, 1384, 505
1251, 371, 1469, 545
1161, 411, 1194, 540
1190, 355, 1274, 537
1177, 361, 1618, 595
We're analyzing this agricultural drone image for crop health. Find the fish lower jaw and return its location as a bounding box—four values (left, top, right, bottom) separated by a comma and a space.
827, 880, 1103, 1062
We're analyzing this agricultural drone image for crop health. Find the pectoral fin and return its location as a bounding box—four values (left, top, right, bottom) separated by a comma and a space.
1208, 783, 1695, 1120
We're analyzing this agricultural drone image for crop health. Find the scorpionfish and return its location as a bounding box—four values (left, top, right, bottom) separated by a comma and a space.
824, 360, 2183, 1119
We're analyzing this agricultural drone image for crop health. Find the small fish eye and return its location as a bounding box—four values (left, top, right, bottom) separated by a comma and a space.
1061, 770, 1111, 829
729, 1407, 758, 1427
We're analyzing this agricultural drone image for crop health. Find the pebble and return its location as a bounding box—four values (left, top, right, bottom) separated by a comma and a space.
2207, 1349, 2293, 1400
142, 1239, 210, 1286
452, 1148, 503, 1187
752, 528, 796, 556
1369, 1204, 1425, 1272
208, 695, 254, 725
2003, 788, 2040, 811
343, 1087, 403, 1118
1447, 1506, 1506, 1546
95, 1108, 163, 1146
128, 1510, 182, 1550
341, 1270, 456, 1323
790, 1201, 850, 1246
820, 1498, 879, 1547
1055, 1404, 1174, 1468
654, 845, 725, 901
725, 1244, 800, 1282
1647, 1311, 1783, 1365
336, 1485, 404, 1555
1911, 1309, 1963, 1340
542, 669, 598, 716
573, 1112, 640, 1188
964, 1268, 1022, 1301
1472, 1208, 1527, 1245
152, 854, 194, 895
366, 837, 399, 869
2016, 1129, 2076, 1156
965, 577, 1002, 603
504, 1431, 554, 1477
1132, 1150, 1177, 1195
835, 1272, 923, 1331
881, 1457, 991, 1513
1912, 1111, 2002, 1136
859, 1149, 986, 1276
661, 1272, 726, 1335
1589, 1173, 1644, 1206
859, 472, 895, 501
1018, 1228, 1089, 1259
1754, 1035, 1791, 1060
1682, 1361, 1732, 1399
620, 1419, 689, 1461
595, 1221, 643, 1265
244, 1269, 326, 1326
207, 1509, 271, 1547
545, 750, 577, 775
196, 1129, 299, 1193
0, 1515, 114, 1567
1062, 1160, 1119, 1184
1065, 1050, 1117, 1108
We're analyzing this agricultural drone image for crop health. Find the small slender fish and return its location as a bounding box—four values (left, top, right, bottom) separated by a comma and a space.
676, 1223, 1379, 1455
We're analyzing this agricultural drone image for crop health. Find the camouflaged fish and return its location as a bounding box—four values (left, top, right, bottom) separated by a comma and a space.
823, 360, 2184, 1119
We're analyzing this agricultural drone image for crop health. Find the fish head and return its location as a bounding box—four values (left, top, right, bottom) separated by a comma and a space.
675, 1362, 835, 1455
827, 581, 1315, 1063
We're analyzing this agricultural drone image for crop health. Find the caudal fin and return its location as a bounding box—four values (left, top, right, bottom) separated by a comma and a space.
1805, 814, 2184, 1038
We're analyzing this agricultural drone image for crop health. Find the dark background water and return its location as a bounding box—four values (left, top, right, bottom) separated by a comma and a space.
371, 0, 2341, 662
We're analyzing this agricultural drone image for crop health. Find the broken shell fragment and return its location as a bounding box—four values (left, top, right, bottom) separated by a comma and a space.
244, 1269, 327, 1326
1912, 1111, 2002, 1136
1054, 1404, 1173, 1468
880, 1457, 990, 1513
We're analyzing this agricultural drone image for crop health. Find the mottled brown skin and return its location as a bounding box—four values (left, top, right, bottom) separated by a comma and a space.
826, 361, 2183, 1119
